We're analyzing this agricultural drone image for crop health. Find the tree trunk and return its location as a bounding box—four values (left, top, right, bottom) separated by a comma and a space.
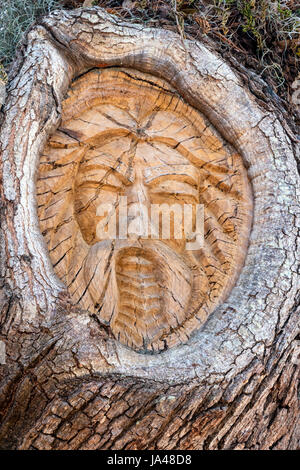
0, 7, 299, 450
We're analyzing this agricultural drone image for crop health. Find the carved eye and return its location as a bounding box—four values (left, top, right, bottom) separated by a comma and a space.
37, 68, 253, 353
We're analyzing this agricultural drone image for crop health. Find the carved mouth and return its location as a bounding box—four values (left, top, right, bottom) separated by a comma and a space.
114, 248, 165, 349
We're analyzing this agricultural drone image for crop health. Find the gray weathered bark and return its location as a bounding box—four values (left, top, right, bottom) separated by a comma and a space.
0, 7, 299, 450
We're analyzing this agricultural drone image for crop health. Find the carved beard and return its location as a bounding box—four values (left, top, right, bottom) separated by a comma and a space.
82, 239, 207, 352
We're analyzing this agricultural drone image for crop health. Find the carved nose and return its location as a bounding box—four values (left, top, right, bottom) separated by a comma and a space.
125, 178, 148, 206
125, 178, 149, 238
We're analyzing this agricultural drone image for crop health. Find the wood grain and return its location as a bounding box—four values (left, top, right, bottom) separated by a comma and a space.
0, 7, 298, 450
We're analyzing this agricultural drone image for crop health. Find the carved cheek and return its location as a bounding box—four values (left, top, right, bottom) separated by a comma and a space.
73, 187, 118, 244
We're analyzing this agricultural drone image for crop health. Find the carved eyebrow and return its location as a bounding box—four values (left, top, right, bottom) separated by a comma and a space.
144, 165, 199, 187
78, 162, 131, 185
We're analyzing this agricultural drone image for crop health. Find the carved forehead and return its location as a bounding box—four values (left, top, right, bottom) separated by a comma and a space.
61, 68, 182, 123
55, 68, 225, 153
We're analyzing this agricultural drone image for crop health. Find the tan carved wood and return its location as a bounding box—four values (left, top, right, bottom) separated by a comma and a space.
37, 68, 253, 352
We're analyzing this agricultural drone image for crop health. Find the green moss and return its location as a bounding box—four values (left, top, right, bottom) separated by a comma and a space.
0, 0, 63, 68
0, 63, 7, 84
0, 0, 299, 93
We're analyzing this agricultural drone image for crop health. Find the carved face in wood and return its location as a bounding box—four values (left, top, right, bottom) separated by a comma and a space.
37, 68, 252, 352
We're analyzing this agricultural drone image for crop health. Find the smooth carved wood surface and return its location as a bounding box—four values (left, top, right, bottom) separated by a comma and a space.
37, 68, 253, 352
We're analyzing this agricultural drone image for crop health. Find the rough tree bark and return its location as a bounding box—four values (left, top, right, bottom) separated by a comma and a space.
0, 7, 299, 450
